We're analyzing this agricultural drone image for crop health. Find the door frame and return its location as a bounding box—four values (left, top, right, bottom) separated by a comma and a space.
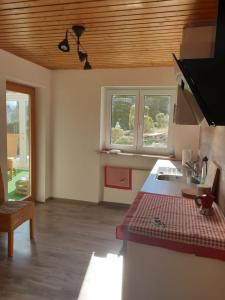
6, 81, 36, 201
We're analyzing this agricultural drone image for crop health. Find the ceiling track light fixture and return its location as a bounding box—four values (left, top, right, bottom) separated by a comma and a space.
58, 25, 92, 70
58, 30, 70, 52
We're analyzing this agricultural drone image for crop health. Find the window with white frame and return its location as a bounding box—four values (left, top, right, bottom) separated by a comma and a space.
105, 87, 176, 155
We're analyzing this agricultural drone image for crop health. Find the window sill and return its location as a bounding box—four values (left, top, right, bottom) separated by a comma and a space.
97, 150, 177, 160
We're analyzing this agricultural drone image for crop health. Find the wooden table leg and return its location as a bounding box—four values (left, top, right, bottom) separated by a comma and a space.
30, 218, 34, 240
8, 231, 14, 257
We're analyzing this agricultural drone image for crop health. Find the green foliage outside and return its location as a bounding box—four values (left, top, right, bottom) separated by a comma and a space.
7, 122, 19, 134
144, 96, 169, 121
129, 104, 135, 130
116, 135, 133, 145
111, 97, 133, 130
144, 115, 154, 133
155, 113, 169, 128
7, 101, 19, 134
111, 122, 124, 143
111, 95, 170, 147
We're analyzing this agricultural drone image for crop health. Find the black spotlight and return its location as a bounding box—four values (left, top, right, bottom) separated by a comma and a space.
84, 57, 92, 70
58, 25, 92, 69
78, 50, 87, 62
58, 31, 70, 52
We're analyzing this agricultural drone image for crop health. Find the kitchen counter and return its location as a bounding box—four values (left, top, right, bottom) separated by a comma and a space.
141, 159, 196, 196
117, 191, 225, 260
117, 159, 225, 300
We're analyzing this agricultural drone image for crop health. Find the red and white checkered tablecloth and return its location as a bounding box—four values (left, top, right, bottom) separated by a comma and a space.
116, 192, 225, 261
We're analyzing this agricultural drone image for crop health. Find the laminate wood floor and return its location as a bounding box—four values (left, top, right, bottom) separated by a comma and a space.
0, 199, 127, 300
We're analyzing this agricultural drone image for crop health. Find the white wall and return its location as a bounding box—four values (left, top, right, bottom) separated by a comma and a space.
0, 50, 51, 202
181, 26, 215, 59
52, 67, 199, 203
0, 49, 200, 203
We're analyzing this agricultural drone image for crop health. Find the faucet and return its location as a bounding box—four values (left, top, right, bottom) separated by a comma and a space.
184, 161, 199, 177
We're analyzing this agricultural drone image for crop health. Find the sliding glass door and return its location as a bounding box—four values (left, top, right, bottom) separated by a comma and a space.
6, 82, 35, 201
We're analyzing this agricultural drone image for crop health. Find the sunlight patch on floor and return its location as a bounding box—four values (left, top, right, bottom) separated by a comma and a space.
78, 253, 123, 300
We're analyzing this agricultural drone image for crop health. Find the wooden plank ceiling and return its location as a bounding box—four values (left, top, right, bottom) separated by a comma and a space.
0, 0, 217, 70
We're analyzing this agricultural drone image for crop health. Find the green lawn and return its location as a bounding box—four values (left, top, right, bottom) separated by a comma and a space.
8, 169, 29, 201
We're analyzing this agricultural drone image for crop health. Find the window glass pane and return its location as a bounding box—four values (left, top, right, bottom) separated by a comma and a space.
142, 95, 170, 148
111, 95, 136, 146
6, 91, 31, 201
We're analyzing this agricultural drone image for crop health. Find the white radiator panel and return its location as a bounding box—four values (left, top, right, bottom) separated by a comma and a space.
103, 169, 149, 204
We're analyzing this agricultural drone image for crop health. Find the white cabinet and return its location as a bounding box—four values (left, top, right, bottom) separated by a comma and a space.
122, 241, 225, 300
103, 169, 149, 204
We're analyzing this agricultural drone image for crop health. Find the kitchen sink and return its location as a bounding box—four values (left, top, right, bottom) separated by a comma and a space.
156, 167, 200, 184
157, 174, 186, 183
